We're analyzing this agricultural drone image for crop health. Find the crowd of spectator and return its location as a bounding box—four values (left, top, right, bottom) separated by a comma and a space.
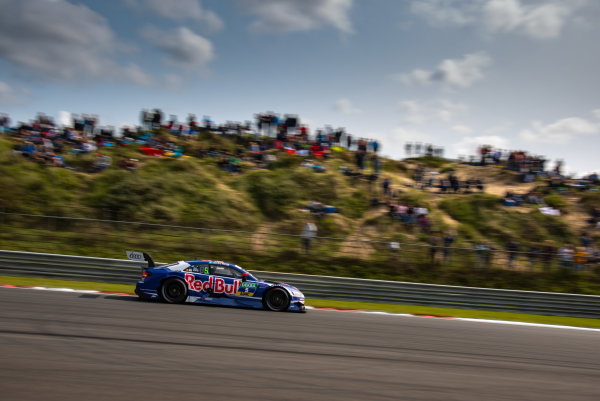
404, 142, 445, 158
1, 109, 384, 176
2, 110, 598, 271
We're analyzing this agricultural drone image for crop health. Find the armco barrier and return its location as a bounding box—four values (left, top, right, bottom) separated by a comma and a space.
1, 250, 599, 318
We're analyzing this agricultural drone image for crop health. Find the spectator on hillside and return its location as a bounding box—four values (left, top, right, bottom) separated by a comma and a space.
541, 240, 556, 271
506, 240, 519, 269
301, 220, 318, 254
382, 177, 391, 198
442, 232, 455, 262
120, 158, 139, 172
91, 153, 112, 172
428, 235, 439, 263
527, 243, 542, 269
580, 232, 593, 247
475, 242, 492, 268
0, 113, 9, 133
558, 245, 574, 269
417, 214, 430, 233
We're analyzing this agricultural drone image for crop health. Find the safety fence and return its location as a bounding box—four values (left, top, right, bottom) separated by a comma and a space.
1, 250, 599, 318
0, 211, 594, 273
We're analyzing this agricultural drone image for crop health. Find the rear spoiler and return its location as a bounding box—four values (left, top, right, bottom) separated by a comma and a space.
125, 251, 155, 267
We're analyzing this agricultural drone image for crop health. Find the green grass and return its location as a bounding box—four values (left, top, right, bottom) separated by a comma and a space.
1, 275, 598, 329
306, 299, 600, 329
0, 275, 134, 293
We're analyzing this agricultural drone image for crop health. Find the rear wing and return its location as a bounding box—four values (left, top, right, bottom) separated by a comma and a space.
126, 251, 155, 267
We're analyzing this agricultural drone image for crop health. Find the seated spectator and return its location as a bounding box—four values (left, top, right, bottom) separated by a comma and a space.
120, 158, 139, 172
91, 153, 112, 172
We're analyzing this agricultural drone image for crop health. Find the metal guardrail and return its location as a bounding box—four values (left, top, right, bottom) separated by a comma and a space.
1, 250, 599, 318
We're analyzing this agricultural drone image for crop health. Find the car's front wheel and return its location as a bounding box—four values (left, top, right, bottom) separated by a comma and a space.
263, 288, 290, 312
159, 278, 188, 304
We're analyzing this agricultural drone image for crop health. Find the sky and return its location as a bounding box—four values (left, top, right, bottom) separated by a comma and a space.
1, 0, 599, 175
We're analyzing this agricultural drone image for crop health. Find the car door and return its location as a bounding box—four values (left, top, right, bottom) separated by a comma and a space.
208, 265, 241, 297
183, 263, 211, 294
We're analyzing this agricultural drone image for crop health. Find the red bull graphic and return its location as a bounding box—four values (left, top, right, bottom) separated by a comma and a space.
185, 274, 241, 295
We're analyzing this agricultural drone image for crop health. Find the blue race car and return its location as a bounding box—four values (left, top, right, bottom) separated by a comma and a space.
128, 251, 305, 312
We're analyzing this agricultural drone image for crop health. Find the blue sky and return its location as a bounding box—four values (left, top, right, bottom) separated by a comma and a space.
1, 0, 599, 174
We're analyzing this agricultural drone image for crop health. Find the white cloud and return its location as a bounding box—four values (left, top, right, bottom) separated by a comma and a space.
388, 127, 433, 145
410, 0, 476, 27
396, 52, 491, 89
125, 0, 223, 31
484, 0, 571, 39
239, 0, 354, 33
0, 0, 153, 85
142, 27, 214, 69
398, 99, 470, 125
592, 109, 600, 119
410, 0, 586, 39
453, 135, 509, 156
334, 98, 361, 114
0, 81, 28, 106
451, 124, 473, 134
520, 117, 599, 144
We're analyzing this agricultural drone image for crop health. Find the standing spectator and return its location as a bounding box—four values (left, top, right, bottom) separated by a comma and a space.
382, 177, 391, 199
580, 232, 593, 247
428, 235, 439, 263
301, 220, 318, 254
0, 113, 9, 134
371, 154, 381, 174
527, 243, 542, 270
541, 240, 556, 272
574, 247, 590, 271
475, 242, 492, 268
558, 245, 574, 269
506, 240, 519, 269
442, 232, 455, 262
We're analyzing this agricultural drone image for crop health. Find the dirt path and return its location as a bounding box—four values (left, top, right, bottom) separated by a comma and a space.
251, 223, 272, 253
336, 206, 387, 259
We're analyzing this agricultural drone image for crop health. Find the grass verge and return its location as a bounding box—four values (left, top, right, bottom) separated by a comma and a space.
307, 299, 600, 329
0, 275, 133, 294
1, 275, 598, 329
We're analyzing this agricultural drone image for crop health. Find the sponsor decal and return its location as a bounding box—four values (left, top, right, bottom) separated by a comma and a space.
185, 274, 241, 295
236, 281, 259, 296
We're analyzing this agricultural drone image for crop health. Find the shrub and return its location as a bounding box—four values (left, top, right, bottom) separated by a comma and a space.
543, 194, 568, 210
439, 166, 455, 174
336, 190, 369, 218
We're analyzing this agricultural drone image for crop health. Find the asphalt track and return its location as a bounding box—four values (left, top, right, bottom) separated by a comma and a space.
1, 288, 599, 401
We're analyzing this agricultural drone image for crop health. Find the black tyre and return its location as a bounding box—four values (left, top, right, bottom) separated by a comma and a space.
159, 278, 188, 304
263, 288, 290, 312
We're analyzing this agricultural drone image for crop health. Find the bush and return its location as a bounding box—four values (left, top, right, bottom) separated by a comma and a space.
580, 191, 600, 212
336, 190, 369, 218
544, 194, 568, 210
439, 194, 500, 226
439, 166, 455, 174
406, 155, 448, 168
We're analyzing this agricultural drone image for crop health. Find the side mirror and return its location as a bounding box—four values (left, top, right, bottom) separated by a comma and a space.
242, 273, 248, 282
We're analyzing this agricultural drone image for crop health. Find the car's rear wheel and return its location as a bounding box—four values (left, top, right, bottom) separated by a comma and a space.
263, 288, 290, 312
159, 278, 188, 304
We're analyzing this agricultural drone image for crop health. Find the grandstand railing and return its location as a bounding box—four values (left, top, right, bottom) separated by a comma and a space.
0, 211, 596, 273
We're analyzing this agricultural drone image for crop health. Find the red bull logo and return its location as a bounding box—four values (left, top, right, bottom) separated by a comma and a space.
185, 274, 241, 295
